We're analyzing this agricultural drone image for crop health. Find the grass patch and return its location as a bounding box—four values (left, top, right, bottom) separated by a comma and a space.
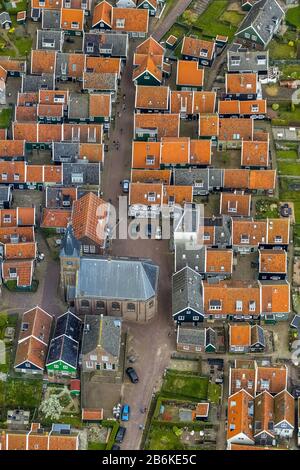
88, 442, 107, 450
281, 64, 300, 80
14, 36, 32, 58
286, 5, 300, 28
269, 40, 297, 60
272, 104, 300, 126
162, 371, 209, 401
219, 10, 245, 27
277, 149, 298, 160
277, 161, 300, 177
146, 424, 186, 450
0, 378, 43, 410
207, 383, 222, 404
0, 108, 12, 129
255, 198, 279, 219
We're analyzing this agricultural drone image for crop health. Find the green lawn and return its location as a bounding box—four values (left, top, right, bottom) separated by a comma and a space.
255, 198, 280, 219
88, 442, 107, 450
269, 40, 297, 60
207, 383, 222, 404
293, 203, 300, 226
178, 0, 240, 40
162, 372, 209, 401
0, 378, 43, 409
281, 64, 300, 80
0, 108, 12, 129
278, 161, 300, 176
286, 5, 300, 28
272, 104, 300, 126
14, 36, 32, 57
220, 10, 245, 27
277, 150, 298, 160
146, 425, 186, 450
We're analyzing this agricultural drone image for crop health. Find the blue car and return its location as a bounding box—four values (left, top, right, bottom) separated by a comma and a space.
121, 405, 130, 421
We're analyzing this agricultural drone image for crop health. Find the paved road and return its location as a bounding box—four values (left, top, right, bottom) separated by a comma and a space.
152, 0, 194, 41
101, 42, 175, 450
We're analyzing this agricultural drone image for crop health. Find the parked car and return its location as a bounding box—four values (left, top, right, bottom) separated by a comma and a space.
115, 426, 126, 443
281, 203, 292, 218
126, 367, 139, 384
112, 444, 120, 450
121, 404, 130, 421
121, 179, 130, 193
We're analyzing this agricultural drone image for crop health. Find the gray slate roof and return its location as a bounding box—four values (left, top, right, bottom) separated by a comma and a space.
76, 257, 159, 301
53, 142, 79, 163
81, 315, 122, 358
0, 185, 11, 204
177, 325, 206, 346
69, 94, 89, 120
37, 30, 64, 51
0, 12, 11, 26
227, 45, 269, 73
22, 74, 54, 92
83, 32, 128, 57
175, 242, 205, 273
60, 224, 81, 258
42, 9, 61, 30
174, 168, 223, 194
62, 162, 101, 186
236, 0, 285, 45
172, 266, 203, 316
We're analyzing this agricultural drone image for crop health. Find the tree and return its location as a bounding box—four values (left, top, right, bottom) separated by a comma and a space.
272, 103, 279, 111
40, 396, 63, 421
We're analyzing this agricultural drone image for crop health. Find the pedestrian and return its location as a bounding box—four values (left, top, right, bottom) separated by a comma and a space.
120, 128, 123, 134
123, 94, 126, 100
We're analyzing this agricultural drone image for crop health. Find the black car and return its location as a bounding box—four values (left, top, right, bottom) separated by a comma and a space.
126, 367, 139, 384
112, 444, 120, 450
115, 426, 126, 443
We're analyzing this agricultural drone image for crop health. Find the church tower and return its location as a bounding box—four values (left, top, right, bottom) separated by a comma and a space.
60, 223, 81, 300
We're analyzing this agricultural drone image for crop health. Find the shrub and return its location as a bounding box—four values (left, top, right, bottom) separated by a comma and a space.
272, 103, 279, 111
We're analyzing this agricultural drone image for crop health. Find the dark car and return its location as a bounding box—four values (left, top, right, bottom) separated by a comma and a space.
126, 367, 139, 384
115, 426, 126, 443
121, 179, 130, 193
280, 203, 292, 218
112, 444, 120, 450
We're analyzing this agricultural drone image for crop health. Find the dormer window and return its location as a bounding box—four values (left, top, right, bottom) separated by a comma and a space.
209, 300, 222, 311
1, 173, 7, 180
116, 19, 125, 29
274, 236, 282, 243
3, 214, 11, 223
251, 105, 259, 112
14, 173, 20, 181
146, 155, 155, 166
249, 301, 256, 311
147, 192, 156, 202
241, 234, 249, 244
200, 48, 208, 57
71, 22, 79, 29
236, 300, 243, 312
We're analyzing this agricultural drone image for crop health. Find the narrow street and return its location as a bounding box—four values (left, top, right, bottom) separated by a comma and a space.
152, 0, 195, 41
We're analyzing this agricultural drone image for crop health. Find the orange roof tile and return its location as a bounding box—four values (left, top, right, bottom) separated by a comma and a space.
89, 94, 111, 118
39, 89, 68, 105
177, 60, 204, 87
72, 192, 109, 247
181, 37, 215, 61
230, 363, 256, 396
220, 192, 251, 217
254, 390, 274, 436
4, 242, 36, 260
92, 0, 112, 28
242, 140, 269, 167
134, 113, 180, 140
190, 139, 211, 165
46, 186, 77, 208
240, 99, 267, 115
230, 324, 251, 347
15, 106, 37, 122
17, 92, 38, 105
13, 122, 38, 142
0, 140, 25, 157
223, 169, 250, 189
26, 165, 43, 183
63, 123, 103, 143
129, 182, 163, 206
205, 248, 233, 273
40, 208, 71, 229
37, 104, 64, 118
203, 280, 261, 317
31, 50, 56, 75
219, 118, 253, 141
193, 91, 216, 114
133, 54, 162, 82
0, 161, 26, 184
260, 282, 290, 315
170, 91, 194, 115
82, 408, 104, 421
135, 85, 169, 111
31, 0, 62, 8
162, 185, 193, 206
274, 390, 294, 427
0, 207, 35, 227
2, 259, 33, 287
43, 165, 63, 184
112, 8, 149, 33
136, 36, 164, 56
227, 390, 254, 443
256, 365, 287, 394
199, 114, 219, 137
131, 169, 171, 185
160, 137, 190, 165
79, 143, 104, 162
226, 73, 257, 95
267, 218, 289, 245
259, 249, 287, 274
61, 8, 84, 31
132, 141, 161, 169
232, 219, 267, 246
248, 170, 276, 191
86, 56, 121, 75
0, 226, 34, 244
218, 100, 240, 115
